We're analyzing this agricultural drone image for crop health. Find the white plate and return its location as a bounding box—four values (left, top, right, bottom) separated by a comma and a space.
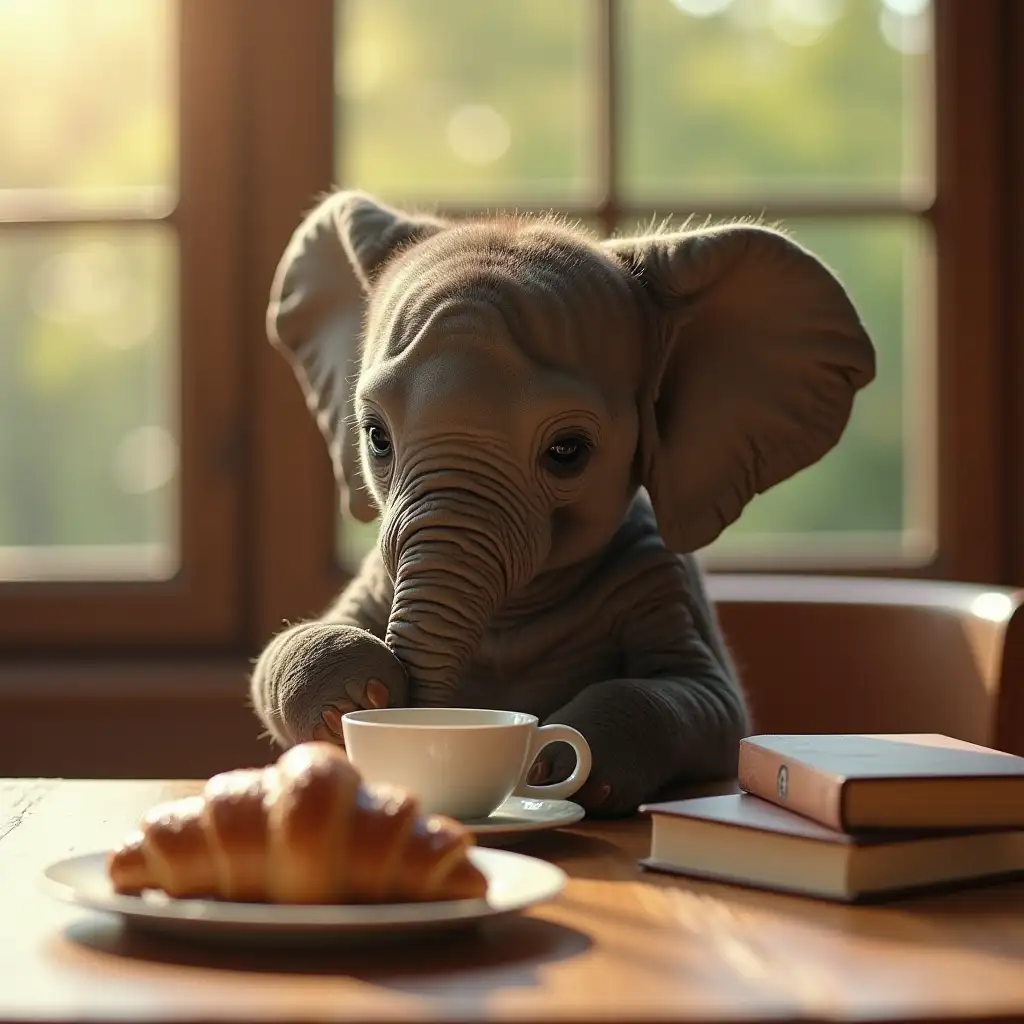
464, 797, 586, 845
40, 846, 566, 947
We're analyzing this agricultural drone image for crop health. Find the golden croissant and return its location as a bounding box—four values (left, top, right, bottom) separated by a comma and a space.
106, 741, 489, 904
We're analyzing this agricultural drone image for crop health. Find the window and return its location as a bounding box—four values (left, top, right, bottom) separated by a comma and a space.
330, 0, 936, 572
0, 0, 242, 648
0, 0, 178, 581
2, 0, 1018, 658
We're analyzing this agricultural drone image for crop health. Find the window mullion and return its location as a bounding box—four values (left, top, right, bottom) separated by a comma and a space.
241, 0, 342, 650
597, 0, 618, 233
930, 0, 1005, 582
1005, 0, 1024, 586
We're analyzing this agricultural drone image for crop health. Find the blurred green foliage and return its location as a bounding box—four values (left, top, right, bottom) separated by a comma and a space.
0, 0, 174, 194
0, 0, 933, 575
0, 0, 176, 573
0, 229, 176, 553
620, 0, 931, 196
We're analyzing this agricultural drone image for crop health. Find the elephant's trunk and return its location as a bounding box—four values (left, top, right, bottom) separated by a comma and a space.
383, 490, 548, 707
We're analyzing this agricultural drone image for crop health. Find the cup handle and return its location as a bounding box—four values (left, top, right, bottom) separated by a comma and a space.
514, 724, 593, 802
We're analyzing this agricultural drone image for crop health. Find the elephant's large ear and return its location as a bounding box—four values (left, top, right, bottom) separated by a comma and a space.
266, 190, 444, 522
603, 224, 876, 553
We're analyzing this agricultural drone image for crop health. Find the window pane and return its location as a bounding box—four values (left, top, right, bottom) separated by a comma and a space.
0, 228, 179, 581
663, 215, 931, 564
0, 0, 176, 215
335, 0, 596, 203
620, 0, 933, 200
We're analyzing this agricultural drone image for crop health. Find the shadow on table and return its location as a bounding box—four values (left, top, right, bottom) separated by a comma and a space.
57, 911, 592, 993
526, 800, 1024, 968
50, 826, 622, 992
504, 778, 739, 880
491, 827, 636, 874
510, 812, 1024, 969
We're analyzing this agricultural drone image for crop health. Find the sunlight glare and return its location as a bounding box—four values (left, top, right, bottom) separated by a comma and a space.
881, 0, 930, 17
112, 425, 178, 496
769, 0, 844, 47
446, 104, 511, 166
970, 592, 1016, 624
879, 3, 931, 55
668, 0, 734, 18
338, 40, 387, 99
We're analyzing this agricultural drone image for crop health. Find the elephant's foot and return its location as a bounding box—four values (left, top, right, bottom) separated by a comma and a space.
254, 622, 409, 747
526, 750, 613, 814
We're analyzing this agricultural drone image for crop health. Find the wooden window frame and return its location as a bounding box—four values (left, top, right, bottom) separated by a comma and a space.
1007, 0, 1024, 593
0, 0, 244, 651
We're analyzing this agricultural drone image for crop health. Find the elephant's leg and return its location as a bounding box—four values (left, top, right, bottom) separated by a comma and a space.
250, 551, 406, 747
250, 622, 408, 747
530, 669, 749, 818
526, 552, 750, 817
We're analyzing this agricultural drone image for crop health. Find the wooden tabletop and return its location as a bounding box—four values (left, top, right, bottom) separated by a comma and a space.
4, 778, 1024, 1024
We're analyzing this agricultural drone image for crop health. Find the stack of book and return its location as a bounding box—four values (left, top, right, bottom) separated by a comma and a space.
639, 733, 1024, 903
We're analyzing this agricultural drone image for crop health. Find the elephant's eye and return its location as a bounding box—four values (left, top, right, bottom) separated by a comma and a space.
365, 425, 393, 459
543, 435, 591, 478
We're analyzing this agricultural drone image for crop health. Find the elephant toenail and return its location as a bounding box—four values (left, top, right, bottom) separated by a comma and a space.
367, 679, 388, 709
321, 707, 343, 735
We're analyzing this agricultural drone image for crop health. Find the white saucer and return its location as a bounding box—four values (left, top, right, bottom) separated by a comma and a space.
463, 796, 586, 846
40, 846, 566, 947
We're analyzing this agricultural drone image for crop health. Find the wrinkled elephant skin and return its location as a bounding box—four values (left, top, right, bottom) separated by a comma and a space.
250, 191, 876, 816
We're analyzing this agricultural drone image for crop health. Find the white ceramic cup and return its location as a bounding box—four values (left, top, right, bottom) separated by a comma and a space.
341, 707, 593, 821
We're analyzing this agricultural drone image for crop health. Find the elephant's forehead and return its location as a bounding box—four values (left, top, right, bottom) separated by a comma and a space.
369, 276, 575, 364
368, 303, 532, 397
365, 224, 639, 374
376, 294, 520, 354
358, 299, 611, 431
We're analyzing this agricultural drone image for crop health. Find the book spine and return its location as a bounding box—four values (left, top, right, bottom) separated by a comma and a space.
737, 742, 847, 831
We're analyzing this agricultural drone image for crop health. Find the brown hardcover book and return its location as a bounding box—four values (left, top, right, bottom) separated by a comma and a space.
737, 733, 1024, 832
638, 793, 1024, 903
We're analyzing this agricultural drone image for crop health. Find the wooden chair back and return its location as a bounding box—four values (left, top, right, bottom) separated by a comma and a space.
708, 574, 1024, 754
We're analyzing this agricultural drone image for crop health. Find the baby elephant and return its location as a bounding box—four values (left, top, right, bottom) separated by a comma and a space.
250, 190, 876, 817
